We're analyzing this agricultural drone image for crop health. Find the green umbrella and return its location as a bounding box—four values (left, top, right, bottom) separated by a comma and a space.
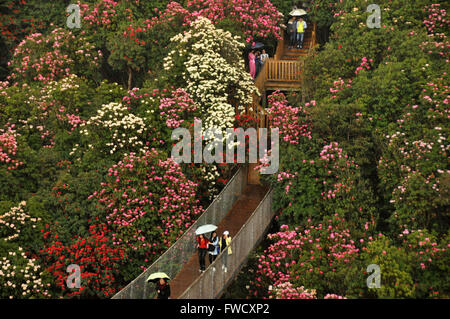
146, 272, 170, 283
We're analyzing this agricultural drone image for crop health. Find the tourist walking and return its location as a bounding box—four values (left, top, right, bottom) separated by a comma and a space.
208, 231, 220, 268
296, 17, 307, 48
287, 16, 297, 48
248, 50, 256, 80
197, 234, 210, 272
156, 278, 171, 299
219, 231, 232, 273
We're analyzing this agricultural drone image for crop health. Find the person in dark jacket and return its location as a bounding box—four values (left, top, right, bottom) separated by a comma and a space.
156, 278, 170, 299
255, 51, 261, 79
208, 231, 220, 267
287, 16, 297, 48
197, 234, 210, 272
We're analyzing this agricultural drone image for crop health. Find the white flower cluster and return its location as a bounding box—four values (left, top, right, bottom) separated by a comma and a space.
0, 201, 40, 242
164, 17, 257, 136
76, 102, 149, 155
0, 248, 49, 298
44, 74, 81, 96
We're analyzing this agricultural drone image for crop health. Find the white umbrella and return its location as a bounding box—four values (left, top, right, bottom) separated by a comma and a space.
146, 272, 170, 283
289, 9, 307, 17
195, 224, 218, 235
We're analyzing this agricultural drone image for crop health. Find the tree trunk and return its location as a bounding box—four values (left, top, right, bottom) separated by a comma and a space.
127, 66, 133, 90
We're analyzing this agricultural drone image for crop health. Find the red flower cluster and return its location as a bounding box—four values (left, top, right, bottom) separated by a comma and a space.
40, 223, 125, 298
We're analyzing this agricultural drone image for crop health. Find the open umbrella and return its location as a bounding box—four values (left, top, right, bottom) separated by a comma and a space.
146, 272, 170, 283
195, 224, 218, 235
250, 42, 264, 50
289, 9, 307, 17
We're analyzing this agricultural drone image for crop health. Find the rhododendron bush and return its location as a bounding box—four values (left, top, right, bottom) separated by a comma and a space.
91, 149, 203, 280
8, 27, 102, 85
249, 217, 374, 298
0, 202, 51, 299
39, 222, 125, 298
186, 0, 282, 43
164, 17, 257, 132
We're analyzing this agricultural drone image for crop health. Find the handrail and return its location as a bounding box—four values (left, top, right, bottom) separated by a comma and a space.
112, 166, 248, 299
266, 59, 302, 82
178, 188, 274, 299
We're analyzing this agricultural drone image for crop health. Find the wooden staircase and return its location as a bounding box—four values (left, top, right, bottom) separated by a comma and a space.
234, 22, 317, 185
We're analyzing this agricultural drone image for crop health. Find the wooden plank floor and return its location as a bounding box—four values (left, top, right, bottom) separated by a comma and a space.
168, 184, 269, 299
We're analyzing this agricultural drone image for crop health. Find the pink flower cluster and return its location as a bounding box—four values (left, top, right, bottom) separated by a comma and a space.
186, 0, 282, 43
267, 91, 312, 144
0, 123, 23, 170
329, 77, 352, 99
420, 4, 449, 60
79, 0, 119, 27
159, 88, 198, 128
91, 149, 203, 266
318, 142, 357, 200
8, 28, 102, 84
354, 57, 372, 75
250, 217, 368, 299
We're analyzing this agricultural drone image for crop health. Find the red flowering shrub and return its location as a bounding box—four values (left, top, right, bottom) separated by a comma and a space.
39, 222, 125, 298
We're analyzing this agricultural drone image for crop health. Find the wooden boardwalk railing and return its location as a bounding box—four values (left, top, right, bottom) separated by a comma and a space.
236, 22, 316, 132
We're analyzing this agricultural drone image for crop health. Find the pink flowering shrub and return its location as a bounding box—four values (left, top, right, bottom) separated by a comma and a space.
158, 88, 198, 128
186, 0, 282, 43
249, 216, 375, 298
8, 28, 102, 85
271, 282, 317, 299
378, 76, 449, 233
267, 91, 312, 144
420, 4, 449, 59
0, 123, 23, 171
90, 149, 203, 280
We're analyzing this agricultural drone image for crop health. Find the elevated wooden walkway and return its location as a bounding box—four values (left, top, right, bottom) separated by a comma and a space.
112, 21, 316, 300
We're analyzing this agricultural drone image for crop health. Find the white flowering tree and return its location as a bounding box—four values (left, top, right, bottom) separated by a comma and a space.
0, 202, 51, 298
163, 18, 258, 197
163, 17, 257, 133
73, 102, 149, 159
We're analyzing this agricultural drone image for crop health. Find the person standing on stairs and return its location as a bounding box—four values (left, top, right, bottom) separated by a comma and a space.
296, 17, 307, 49
260, 49, 269, 66
287, 16, 297, 49
255, 51, 261, 79
197, 234, 210, 273
208, 231, 220, 270
248, 50, 256, 80
219, 231, 232, 273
